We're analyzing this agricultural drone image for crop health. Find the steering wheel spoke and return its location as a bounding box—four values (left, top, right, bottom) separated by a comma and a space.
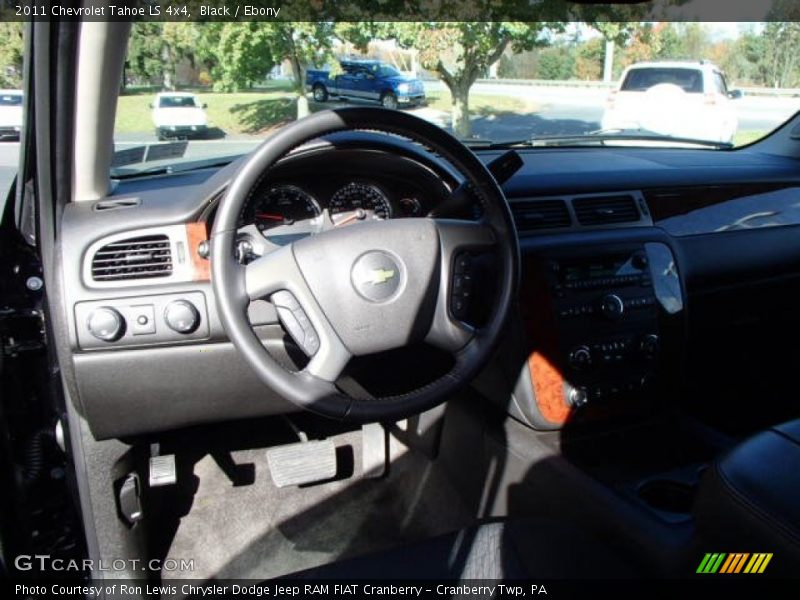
426, 219, 496, 353
245, 245, 352, 382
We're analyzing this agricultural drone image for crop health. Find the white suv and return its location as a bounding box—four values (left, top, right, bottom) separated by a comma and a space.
0, 90, 23, 140
150, 92, 208, 140
601, 61, 740, 144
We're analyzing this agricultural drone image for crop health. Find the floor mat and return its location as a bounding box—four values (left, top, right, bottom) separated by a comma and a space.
160, 427, 473, 580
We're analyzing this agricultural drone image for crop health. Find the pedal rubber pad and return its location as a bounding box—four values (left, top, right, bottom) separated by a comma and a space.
267, 440, 337, 487
362, 423, 387, 479
149, 454, 177, 487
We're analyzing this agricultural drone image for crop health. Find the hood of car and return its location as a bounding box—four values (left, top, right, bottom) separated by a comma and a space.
0, 104, 23, 127
152, 106, 207, 127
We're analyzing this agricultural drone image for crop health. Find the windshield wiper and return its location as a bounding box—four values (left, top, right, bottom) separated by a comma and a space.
527, 132, 734, 149
464, 131, 734, 150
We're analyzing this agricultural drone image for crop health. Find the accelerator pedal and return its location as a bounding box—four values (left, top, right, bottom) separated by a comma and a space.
361, 422, 387, 479
267, 434, 337, 488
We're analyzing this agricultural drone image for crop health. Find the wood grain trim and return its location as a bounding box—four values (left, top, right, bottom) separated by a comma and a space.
185, 222, 210, 282
528, 351, 570, 425
520, 257, 572, 427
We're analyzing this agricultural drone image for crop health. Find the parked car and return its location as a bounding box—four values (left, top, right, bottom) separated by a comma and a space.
150, 92, 208, 140
306, 59, 426, 109
601, 60, 741, 144
0, 89, 23, 140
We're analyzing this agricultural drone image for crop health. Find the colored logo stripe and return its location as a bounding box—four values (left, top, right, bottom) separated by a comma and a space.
744, 553, 773, 574
697, 553, 773, 574
697, 553, 726, 573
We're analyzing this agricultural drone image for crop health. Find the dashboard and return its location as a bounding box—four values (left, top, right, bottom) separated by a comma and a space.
55, 132, 800, 439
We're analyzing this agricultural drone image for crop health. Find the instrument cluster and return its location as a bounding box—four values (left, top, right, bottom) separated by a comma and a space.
240, 178, 433, 246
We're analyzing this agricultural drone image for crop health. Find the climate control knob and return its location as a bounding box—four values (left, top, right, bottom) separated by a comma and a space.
164, 300, 200, 334
599, 294, 625, 320
568, 345, 592, 370
87, 307, 125, 342
640, 334, 660, 358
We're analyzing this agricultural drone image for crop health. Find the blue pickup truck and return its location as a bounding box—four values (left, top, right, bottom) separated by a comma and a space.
306, 60, 426, 109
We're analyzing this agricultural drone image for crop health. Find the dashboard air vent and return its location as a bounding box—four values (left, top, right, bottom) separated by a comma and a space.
91, 235, 173, 281
511, 199, 571, 231
573, 194, 640, 226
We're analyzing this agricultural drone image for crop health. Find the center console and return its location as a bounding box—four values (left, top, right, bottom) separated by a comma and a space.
516, 240, 684, 430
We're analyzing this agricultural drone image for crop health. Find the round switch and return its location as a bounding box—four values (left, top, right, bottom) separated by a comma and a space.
569, 345, 592, 370
164, 300, 200, 334
599, 294, 625, 320
640, 334, 660, 358
87, 307, 124, 342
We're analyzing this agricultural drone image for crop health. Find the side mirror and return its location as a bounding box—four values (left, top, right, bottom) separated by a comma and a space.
148, 103, 154, 109
728, 89, 743, 100
202, 103, 208, 109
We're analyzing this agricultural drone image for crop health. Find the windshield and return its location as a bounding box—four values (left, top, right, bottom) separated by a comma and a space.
0, 93, 22, 106
158, 96, 200, 108
112, 21, 800, 175
374, 64, 401, 78
621, 68, 704, 93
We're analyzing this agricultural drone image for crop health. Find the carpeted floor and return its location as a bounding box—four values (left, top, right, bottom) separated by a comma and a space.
156, 425, 474, 581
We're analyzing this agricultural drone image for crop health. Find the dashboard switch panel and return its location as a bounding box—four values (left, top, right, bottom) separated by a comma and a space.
75, 292, 209, 350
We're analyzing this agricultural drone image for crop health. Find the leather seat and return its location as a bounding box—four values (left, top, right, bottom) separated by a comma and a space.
287, 519, 634, 579
694, 419, 800, 575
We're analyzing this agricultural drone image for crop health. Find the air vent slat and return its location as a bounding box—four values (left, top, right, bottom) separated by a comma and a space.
90, 235, 173, 282
573, 194, 640, 226
510, 199, 571, 231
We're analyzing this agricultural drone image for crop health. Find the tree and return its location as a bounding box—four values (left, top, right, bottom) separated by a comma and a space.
537, 45, 575, 80
126, 23, 198, 90
263, 23, 336, 119
0, 21, 24, 88
762, 22, 800, 88
212, 23, 275, 92
126, 23, 165, 86
342, 22, 556, 138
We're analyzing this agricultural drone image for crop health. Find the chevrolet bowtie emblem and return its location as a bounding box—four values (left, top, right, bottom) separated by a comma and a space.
363, 268, 396, 285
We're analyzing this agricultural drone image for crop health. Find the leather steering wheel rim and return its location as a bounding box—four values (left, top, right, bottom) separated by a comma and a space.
211, 107, 519, 422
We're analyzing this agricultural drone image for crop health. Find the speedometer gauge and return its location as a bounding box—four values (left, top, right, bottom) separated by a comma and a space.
329, 182, 392, 227
247, 185, 321, 232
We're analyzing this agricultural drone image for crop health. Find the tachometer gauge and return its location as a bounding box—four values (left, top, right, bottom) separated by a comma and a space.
246, 185, 322, 238
329, 182, 392, 227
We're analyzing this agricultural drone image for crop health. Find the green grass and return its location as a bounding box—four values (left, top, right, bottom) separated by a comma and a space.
733, 130, 769, 147
115, 83, 545, 136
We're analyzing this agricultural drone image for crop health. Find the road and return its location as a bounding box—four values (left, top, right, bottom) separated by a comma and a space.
2, 81, 799, 177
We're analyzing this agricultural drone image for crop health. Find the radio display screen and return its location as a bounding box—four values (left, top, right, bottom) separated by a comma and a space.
563, 257, 628, 281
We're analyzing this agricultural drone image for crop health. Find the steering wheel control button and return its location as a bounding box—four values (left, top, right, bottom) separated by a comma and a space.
87, 307, 125, 342
164, 300, 200, 334
451, 252, 474, 321
351, 251, 403, 303
130, 305, 156, 335
272, 290, 320, 356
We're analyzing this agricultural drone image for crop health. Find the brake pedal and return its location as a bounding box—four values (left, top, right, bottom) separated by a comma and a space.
267, 439, 337, 487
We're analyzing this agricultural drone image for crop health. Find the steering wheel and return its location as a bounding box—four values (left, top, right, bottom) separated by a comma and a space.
211, 107, 518, 421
